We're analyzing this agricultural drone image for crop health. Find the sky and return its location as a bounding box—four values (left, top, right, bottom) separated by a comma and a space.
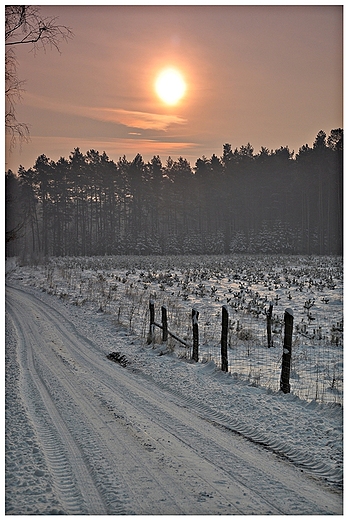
5, 4, 343, 173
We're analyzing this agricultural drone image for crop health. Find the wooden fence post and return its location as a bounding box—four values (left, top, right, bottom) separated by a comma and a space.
266, 303, 273, 348
192, 308, 199, 362
147, 299, 155, 345
221, 305, 229, 372
280, 308, 294, 394
161, 305, 168, 342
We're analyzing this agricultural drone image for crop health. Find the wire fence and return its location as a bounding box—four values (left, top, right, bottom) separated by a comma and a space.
12, 256, 342, 406
146, 299, 343, 406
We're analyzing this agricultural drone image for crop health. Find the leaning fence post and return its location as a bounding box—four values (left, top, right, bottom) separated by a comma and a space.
161, 305, 168, 342
221, 305, 229, 372
192, 308, 199, 362
147, 299, 155, 345
266, 302, 273, 348
280, 308, 294, 393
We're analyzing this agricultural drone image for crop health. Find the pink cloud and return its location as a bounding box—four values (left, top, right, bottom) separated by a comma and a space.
24, 93, 187, 131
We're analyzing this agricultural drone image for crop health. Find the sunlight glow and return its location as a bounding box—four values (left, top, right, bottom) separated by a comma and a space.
155, 68, 186, 105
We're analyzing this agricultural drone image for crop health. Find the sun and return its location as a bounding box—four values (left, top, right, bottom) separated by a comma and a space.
155, 67, 186, 105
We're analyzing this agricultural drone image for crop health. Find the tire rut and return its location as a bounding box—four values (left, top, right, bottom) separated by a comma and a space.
6, 285, 342, 515
7, 297, 111, 515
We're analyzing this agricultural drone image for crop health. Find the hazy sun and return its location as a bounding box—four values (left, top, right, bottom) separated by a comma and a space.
155, 68, 186, 105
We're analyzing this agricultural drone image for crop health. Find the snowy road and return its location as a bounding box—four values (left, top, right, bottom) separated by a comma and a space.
6, 284, 342, 515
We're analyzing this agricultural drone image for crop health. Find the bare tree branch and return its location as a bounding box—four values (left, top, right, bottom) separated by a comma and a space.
6, 219, 27, 244
5, 6, 73, 148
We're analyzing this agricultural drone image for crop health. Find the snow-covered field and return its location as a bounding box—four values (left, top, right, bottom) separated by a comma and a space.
5, 255, 343, 515
8, 254, 343, 403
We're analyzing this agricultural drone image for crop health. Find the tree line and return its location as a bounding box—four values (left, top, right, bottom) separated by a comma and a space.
6, 129, 343, 260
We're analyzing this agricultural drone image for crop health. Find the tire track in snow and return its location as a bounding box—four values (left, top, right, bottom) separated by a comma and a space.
28, 340, 193, 515
8, 292, 141, 514
6, 285, 342, 515
7, 287, 245, 514
5, 312, 65, 515
17, 289, 336, 514
140, 371, 343, 484
7, 296, 111, 515
7, 287, 248, 514
7, 288, 277, 513
87, 369, 339, 516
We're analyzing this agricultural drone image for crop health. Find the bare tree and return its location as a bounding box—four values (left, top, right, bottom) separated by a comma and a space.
5, 5, 73, 148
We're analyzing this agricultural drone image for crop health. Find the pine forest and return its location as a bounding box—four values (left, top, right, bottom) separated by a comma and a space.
6, 129, 343, 260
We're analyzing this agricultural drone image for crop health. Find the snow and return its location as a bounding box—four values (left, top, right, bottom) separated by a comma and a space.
5, 255, 343, 515
8, 254, 343, 403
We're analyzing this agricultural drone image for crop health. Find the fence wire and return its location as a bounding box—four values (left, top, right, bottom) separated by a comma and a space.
22, 256, 343, 407
160, 304, 343, 406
